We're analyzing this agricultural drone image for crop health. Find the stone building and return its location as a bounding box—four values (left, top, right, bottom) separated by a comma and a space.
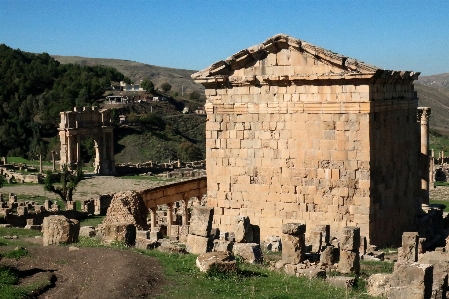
59, 106, 115, 175
192, 34, 422, 247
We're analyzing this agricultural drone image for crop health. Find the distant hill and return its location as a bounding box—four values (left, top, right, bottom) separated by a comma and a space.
417, 73, 449, 89
51, 56, 204, 96
416, 73, 449, 133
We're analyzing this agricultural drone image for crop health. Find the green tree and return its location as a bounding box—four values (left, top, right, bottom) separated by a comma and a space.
0, 174, 5, 188
189, 91, 201, 101
160, 82, 172, 93
141, 79, 154, 93
44, 165, 83, 202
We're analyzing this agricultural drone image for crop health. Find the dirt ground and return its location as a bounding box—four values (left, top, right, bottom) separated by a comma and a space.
0, 176, 175, 201
1, 241, 167, 299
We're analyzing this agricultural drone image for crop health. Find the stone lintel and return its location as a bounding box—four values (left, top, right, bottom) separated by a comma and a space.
206, 99, 417, 115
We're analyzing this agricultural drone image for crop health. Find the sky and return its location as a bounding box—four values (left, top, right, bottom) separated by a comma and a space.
1, 0, 448, 76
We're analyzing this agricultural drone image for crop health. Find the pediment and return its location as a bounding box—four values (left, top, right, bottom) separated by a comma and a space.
192, 34, 419, 85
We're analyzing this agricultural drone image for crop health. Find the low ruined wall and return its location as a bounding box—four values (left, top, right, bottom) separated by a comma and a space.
140, 177, 207, 208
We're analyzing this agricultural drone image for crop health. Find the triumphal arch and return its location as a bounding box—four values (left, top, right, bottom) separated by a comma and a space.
59, 106, 115, 175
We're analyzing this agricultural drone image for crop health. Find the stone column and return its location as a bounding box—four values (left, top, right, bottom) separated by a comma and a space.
281, 223, 306, 264
76, 134, 81, 167
338, 226, 360, 274
430, 149, 434, 189
182, 198, 189, 225
418, 107, 431, 205
51, 151, 56, 171
167, 203, 173, 237
39, 154, 43, 173
2, 157, 7, 165
149, 207, 157, 231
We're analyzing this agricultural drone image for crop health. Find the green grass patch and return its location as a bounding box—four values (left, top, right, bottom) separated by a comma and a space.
0, 227, 42, 239
360, 260, 394, 277
6, 157, 52, 167
434, 181, 449, 187
0, 265, 53, 299
141, 250, 376, 299
430, 200, 449, 212
2, 247, 28, 260
79, 216, 105, 227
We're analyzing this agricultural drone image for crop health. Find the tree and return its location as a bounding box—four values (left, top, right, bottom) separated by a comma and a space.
189, 91, 201, 101
160, 82, 172, 93
44, 164, 83, 202
0, 175, 5, 188
141, 79, 154, 93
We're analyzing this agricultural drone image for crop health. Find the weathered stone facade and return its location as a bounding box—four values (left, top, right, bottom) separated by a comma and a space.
193, 34, 421, 247
59, 106, 115, 175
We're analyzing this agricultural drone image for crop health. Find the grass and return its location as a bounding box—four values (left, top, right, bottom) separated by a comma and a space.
141, 250, 377, 299
434, 181, 449, 187
430, 200, 449, 212
78, 216, 105, 227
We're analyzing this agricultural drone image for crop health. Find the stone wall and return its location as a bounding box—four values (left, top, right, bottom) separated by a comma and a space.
140, 177, 207, 208
193, 34, 420, 247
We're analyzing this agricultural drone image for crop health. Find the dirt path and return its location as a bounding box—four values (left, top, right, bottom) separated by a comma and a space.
0, 176, 176, 201
1, 243, 166, 299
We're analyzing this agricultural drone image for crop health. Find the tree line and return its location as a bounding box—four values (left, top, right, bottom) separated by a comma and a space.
0, 44, 127, 159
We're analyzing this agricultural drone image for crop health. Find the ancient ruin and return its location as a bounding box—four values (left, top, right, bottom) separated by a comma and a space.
59, 106, 115, 175
192, 33, 425, 247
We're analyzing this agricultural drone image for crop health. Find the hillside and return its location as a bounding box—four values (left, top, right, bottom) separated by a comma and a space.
416, 72, 449, 133
51, 56, 204, 96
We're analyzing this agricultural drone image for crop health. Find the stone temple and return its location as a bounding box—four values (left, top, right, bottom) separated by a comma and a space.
193, 34, 426, 247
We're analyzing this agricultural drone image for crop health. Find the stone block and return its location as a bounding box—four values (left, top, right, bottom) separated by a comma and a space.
233, 216, 253, 243
281, 234, 305, 264
17, 206, 27, 216
26, 218, 34, 226
340, 226, 360, 251
213, 240, 234, 252
189, 206, 213, 237
389, 263, 433, 299
282, 223, 306, 235
320, 245, 337, 265
284, 263, 297, 276
337, 250, 360, 274
136, 230, 150, 240
158, 241, 187, 254
233, 243, 263, 264
135, 238, 159, 250
186, 234, 211, 255
309, 230, 322, 253
264, 235, 282, 252
42, 215, 80, 246
150, 231, 162, 241
79, 226, 96, 237
296, 268, 326, 279
328, 276, 357, 289
367, 273, 392, 297
179, 225, 189, 242
399, 232, 419, 263
102, 223, 136, 246
196, 252, 236, 273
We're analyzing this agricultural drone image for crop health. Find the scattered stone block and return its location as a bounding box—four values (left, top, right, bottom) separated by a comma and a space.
281, 234, 305, 264
79, 226, 96, 238
189, 206, 213, 237
320, 245, 337, 265
284, 263, 297, 276
309, 230, 322, 253
157, 241, 187, 254
136, 230, 150, 240
150, 231, 161, 241
367, 273, 392, 297
233, 243, 263, 264
399, 232, 419, 263
233, 216, 253, 243
389, 263, 433, 299
338, 250, 360, 274
103, 190, 149, 230
265, 235, 282, 252
68, 246, 79, 251
363, 251, 385, 261
282, 223, 306, 235
296, 268, 326, 279
213, 240, 233, 252
340, 226, 360, 251
329, 276, 357, 289
42, 215, 80, 246
24, 225, 41, 230
102, 223, 136, 246
135, 239, 159, 250
179, 225, 189, 242
196, 252, 236, 273
185, 234, 211, 254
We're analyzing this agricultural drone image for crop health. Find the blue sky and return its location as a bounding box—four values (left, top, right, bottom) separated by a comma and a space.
1, 0, 448, 76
